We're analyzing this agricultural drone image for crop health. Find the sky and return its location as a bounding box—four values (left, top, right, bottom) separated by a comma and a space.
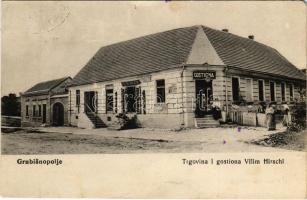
1, 1, 306, 96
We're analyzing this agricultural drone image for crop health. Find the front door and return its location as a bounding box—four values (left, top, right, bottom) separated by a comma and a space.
195, 80, 213, 117
52, 102, 64, 126
84, 91, 97, 113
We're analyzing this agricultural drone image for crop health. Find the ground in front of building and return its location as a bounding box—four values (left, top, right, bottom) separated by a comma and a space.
1, 125, 304, 154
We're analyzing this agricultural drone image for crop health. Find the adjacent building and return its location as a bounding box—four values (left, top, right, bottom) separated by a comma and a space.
67, 25, 306, 129
21, 77, 72, 127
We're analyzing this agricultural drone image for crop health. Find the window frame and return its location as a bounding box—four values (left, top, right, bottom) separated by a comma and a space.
106, 88, 114, 112
76, 90, 80, 113
32, 105, 36, 117
26, 105, 29, 117
38, 105, 42, 117
269, 81, 276, 102
258, 79, 265, 101
289, 83, 294, 101
156, 79, 166, 103
231, 76, 240, 102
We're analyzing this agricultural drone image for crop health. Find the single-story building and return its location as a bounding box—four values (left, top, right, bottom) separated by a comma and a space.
68, 25, 306, 129
20, 77, 72, 127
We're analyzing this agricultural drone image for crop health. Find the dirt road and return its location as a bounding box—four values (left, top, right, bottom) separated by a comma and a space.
1, 126, 292, 154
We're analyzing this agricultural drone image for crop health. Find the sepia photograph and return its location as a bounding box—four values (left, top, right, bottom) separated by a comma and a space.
1, 1, 306, 155
0, 1, 306, 198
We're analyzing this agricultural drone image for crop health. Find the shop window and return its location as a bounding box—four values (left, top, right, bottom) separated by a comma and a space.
270, 81, 275, 101
232, 77, 240, 102
38, 105, 42, 117
258, 80, 265, 101
106, 89, 114, 112
76, 90, 80, 113
245, 78, 253, 101
281, 82, 286, 102
156, 79, 165, 103
290, 84, 294, 101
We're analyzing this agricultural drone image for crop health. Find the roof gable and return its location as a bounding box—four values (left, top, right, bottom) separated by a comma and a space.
186, 26, 224, 65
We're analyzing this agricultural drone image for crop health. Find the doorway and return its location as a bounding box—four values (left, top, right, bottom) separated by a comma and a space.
195, 80, 213, 117
84, 91, 97, 113
52, 102, 64, 126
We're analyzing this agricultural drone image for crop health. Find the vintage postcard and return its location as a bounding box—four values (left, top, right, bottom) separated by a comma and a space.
1, 1, 306, 198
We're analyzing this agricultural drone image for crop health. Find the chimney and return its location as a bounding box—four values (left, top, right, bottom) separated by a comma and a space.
222, 29, 228, 32
248, 35, 254, 40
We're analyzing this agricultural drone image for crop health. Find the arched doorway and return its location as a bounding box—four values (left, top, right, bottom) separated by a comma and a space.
52, 102, 64, 126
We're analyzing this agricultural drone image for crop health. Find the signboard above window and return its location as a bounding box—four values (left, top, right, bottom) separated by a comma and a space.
193, 70, 216, 82
121, 80, 141, 87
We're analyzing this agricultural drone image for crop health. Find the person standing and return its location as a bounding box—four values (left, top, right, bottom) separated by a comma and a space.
265, 103, 276, 131
282, 104, 290, 127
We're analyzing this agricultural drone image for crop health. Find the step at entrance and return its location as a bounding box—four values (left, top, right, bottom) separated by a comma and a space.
85, 112, 106, 128
195, 115, 220, 128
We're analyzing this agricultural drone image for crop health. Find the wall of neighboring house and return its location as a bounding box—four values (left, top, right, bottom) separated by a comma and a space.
21, 95, 50, 127
51, 78, 72, 95
20, 78, 72, 127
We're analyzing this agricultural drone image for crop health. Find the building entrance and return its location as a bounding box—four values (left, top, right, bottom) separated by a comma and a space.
195, 80, 213, 117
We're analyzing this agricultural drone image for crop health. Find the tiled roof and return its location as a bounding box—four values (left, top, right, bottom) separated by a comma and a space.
71, 26, 198, 86
71, 25, 305, 86
23, 77, 71, 96
201, 26, 305, 80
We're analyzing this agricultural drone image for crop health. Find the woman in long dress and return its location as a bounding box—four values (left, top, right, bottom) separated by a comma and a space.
266, 104, 276, 131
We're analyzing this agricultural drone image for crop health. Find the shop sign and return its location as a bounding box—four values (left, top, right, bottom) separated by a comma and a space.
193, 71, 216, 81
121, 80, 141, 87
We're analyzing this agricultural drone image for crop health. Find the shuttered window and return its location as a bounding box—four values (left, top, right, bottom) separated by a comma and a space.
245, 79, 253, 101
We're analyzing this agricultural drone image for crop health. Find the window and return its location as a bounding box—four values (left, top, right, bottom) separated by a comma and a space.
156, 79, 165, 103
76, 90, 80, 113
232, 77, 240, 101
270, 81, 275, 101
38, 105, 42, 117
26, 105, 29, 116
33, 105, 36, 117
106, 89, 114, 112
290, 84, 294, 101
245, 79, 253, 101
281, 82, 286, 102
258, 80, 265, 101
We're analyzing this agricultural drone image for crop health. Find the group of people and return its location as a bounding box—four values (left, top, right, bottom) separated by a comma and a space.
265, 103, 291, 131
